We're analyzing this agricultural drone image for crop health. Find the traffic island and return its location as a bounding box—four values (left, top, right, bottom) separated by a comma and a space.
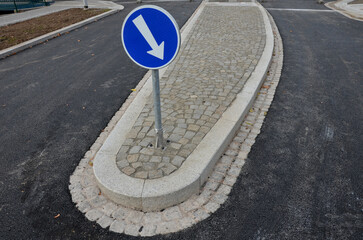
93, 1, 273, 212
70, 0, 282, 236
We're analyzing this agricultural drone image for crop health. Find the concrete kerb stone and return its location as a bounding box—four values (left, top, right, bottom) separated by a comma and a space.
93, 1, 274, 212
0, 8, 122, 59
70, 3, 284, 236
325, 0, 363, 21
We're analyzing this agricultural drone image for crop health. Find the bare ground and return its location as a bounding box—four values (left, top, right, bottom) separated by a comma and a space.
0, 8, 108, 50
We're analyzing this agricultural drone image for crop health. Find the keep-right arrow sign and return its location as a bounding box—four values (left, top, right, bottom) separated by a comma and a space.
121, 5, 180, 70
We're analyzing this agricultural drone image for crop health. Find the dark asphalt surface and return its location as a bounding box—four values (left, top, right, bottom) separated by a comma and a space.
0, 1, 201, 239
0, 0, 362, 239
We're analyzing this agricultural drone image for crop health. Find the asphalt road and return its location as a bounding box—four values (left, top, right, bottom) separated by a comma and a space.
0, 1, 201, 239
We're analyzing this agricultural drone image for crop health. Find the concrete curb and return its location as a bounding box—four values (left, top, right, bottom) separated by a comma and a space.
93, 2, 274, 212
0, 8, 122, 59
325, 0, 363, 21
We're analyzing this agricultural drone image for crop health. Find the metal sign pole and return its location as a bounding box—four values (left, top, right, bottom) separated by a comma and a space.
152, 69, 164, 148
122, 6, 180, 148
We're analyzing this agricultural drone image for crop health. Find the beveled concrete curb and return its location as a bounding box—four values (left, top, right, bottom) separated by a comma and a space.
93, 1, 274, 212
0, 8, 122, 59
325, 0, 363, 21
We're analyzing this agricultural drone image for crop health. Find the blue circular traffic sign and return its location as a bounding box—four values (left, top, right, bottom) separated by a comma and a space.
121, 5, 181, 70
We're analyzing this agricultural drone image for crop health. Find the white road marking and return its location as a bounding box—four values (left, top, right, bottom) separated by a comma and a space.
267, 8, 335, 12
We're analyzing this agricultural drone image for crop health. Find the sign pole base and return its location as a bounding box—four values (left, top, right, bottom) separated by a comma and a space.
155, 129, 164, 149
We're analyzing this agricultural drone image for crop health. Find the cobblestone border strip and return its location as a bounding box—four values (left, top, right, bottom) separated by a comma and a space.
0, 8, 123, 59
69, 4, 283, 236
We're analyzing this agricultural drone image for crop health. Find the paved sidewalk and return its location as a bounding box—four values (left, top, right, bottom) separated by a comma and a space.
0, 0, 123, 27
70, 0, 278, 236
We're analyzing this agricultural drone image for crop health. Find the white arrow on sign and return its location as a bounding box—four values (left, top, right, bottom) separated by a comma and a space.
133, 14, 164, 60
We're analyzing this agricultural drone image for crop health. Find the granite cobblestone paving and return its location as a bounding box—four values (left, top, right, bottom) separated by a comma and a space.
116, 5, 266, 179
